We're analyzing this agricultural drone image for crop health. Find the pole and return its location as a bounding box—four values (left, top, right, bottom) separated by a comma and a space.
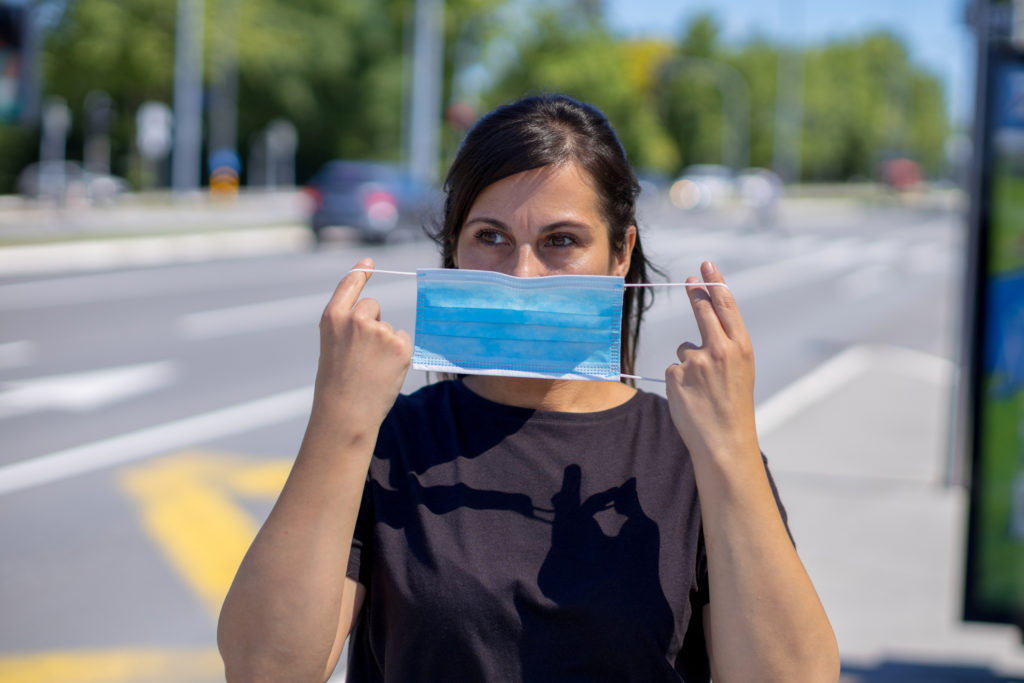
172, 0, 204, 195
39, 96, 70, 203
84, 90, 113, 174
209, 0, 240, 163
953, 0, 993, 488
408, 0, 444, 184
19, 1, 40, 125
773, 0, 804, 183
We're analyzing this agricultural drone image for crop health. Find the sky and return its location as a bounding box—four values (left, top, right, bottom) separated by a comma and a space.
604, 0, 976, 125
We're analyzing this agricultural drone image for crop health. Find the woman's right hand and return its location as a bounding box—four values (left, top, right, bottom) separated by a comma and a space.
312, 257, 413, 436
220, 257, 405, 681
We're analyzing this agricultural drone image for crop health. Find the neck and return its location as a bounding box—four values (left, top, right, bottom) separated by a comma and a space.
461, 375, 636, 412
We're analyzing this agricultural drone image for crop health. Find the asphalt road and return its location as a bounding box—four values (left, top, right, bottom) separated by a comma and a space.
0, 199, 964, 682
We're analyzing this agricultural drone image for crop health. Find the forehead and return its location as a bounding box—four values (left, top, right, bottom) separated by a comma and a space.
468, 163, 604, 221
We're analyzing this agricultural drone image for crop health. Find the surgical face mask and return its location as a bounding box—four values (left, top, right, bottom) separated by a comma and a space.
413, 268, 624, 381
352, 267, 724, 382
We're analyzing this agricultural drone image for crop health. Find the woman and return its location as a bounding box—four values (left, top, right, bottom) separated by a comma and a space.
218, 94, 839, 682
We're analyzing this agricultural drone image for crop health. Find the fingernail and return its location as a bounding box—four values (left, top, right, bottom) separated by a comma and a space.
701, 261, 716, 276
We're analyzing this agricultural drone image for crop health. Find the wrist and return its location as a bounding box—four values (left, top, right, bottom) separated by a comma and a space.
687, 435, 767, 499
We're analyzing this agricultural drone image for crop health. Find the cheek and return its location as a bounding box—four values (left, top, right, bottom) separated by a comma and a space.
452, 235, 490, 270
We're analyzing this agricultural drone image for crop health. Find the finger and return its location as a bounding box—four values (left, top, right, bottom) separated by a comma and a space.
352, 296, 382, 322
699, 261, 749, 341
326, 257, 375, 312
664, 361, 684, 386
675, 341, 699, 363
685, 275, 726, 346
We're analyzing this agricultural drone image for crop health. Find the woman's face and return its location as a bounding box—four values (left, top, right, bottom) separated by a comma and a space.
453, 163, 635, 278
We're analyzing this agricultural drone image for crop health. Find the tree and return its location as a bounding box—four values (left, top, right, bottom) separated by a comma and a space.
654, 14, 730, 171
30, 0, 504, 190
6, 2, 952, 192
481, 2, 678, 174
800, 32, 949, 180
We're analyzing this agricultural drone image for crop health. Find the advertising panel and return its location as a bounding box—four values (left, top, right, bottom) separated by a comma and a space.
964, 48, 1024, 628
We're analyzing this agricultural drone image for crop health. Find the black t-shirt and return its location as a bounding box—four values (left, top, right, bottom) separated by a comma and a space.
347, 380, 786, 682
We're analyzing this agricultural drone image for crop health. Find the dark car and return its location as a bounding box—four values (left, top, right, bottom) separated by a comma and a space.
304, 161, 437, 244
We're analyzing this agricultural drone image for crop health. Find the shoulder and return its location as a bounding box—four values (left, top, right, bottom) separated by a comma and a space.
381, 380, 460, 434
624, 389, 678, 435
391, 379, 458, 414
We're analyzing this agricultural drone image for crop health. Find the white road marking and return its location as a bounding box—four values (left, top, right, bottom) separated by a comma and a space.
755, 346, 872, 437
0, 361, 178, 419
838, 263, 894, 300
0, 340, 35, 369
643, 240, 865, 324
178, 293, 327, 340
725, 238, 863, 299
178, 276, 416, 340
0, 386, 313, 496
755, 344, 955, 437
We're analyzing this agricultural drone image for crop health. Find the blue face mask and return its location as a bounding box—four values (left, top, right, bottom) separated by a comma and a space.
412, 268, 624, 381
351, 266, 724, 382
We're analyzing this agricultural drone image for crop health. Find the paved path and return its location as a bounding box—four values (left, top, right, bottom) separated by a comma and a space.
760, 345, 1024, 681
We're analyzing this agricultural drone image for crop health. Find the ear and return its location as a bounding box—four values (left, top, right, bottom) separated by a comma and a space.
611, 225, 636, 278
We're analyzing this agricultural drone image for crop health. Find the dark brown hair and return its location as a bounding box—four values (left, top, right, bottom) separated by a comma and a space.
428, 93, 659, 379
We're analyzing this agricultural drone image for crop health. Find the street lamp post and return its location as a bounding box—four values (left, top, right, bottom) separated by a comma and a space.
408, 0, 444, 185
172, 0, 204, 195
773, 0, 805, 183
209, 0, 241, 173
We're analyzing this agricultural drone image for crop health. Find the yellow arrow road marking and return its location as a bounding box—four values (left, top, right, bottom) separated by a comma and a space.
0, 647, 222, 683
118, 450, 291, 619
0, 451, 293, 682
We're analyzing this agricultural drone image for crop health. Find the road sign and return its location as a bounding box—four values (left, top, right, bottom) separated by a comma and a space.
136, 101, 173, 161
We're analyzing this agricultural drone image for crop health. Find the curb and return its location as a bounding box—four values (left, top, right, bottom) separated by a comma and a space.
0, 225, 314, 277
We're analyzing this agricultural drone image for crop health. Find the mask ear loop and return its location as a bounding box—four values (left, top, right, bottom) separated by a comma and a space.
621, 281, 730, 383
349, 268, 418, 276
623, 282, 730, 289
350, 268, 730, 288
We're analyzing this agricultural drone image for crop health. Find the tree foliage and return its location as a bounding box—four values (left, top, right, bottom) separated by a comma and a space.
0, 1, 952, 192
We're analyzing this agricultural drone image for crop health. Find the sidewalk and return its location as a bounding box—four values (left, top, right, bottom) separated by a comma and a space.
758, 345, 1024, 682
0, 190, 313, 276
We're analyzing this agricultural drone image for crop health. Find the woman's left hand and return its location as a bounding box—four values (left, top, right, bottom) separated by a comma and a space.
665, 261, 759, 462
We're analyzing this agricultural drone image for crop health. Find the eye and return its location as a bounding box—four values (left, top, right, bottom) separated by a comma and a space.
475, 229, 509, 246
545, 233, 578, 248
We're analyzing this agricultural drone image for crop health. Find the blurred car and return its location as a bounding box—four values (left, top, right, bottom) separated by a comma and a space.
668, 164, 735, 211
879, 157, 922, 192
736, 167, 783, 228
303, 161, 438, 244
634, 170, 669, 219
17, 161, 129, 204
736, 167, 782, 207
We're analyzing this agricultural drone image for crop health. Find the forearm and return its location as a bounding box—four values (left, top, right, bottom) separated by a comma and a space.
694, 444, 839, 683
217, 410, 376, 682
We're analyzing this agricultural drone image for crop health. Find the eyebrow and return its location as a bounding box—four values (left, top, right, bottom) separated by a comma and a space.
464, 216, 597, 233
